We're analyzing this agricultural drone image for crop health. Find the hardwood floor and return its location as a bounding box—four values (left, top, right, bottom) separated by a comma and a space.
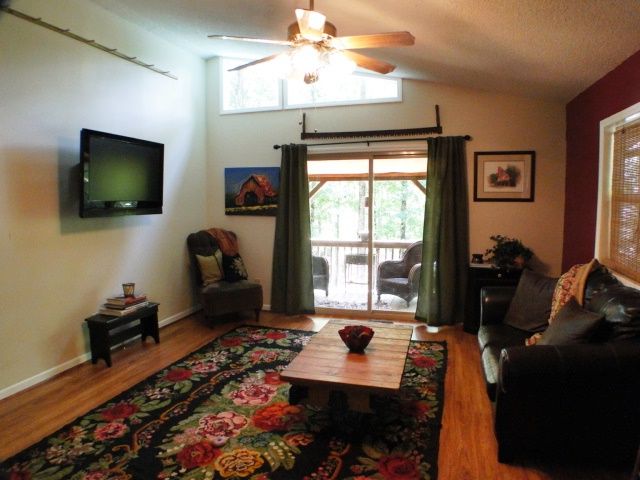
0, 311, 632, 479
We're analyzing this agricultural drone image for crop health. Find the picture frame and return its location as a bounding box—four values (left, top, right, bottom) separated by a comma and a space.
224, 167, 280, 216
473, 151, 535, 202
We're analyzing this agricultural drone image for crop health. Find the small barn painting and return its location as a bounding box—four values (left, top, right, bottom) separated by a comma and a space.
224, 167, 280, 216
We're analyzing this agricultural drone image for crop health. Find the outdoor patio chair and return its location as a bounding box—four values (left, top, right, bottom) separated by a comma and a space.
376, 241, 422, 306
312, 255, 330, 296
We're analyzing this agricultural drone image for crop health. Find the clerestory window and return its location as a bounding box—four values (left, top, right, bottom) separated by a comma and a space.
220, 57, 402, 114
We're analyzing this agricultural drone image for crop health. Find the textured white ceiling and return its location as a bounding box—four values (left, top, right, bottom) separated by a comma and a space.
88, 0, 640, 101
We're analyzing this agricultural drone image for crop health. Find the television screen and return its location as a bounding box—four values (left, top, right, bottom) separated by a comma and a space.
80, 129, 164, 217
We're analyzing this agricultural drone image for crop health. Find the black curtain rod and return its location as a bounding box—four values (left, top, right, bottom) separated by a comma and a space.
272, 135, 471, 149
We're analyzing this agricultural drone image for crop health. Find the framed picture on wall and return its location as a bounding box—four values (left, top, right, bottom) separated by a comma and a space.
473, 151, 535, 202
224, 167, 280, 216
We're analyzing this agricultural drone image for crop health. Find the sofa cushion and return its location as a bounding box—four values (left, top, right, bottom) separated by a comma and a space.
583, 263, 620, 306
548, 259, 599, 321
478, 324, 532, 352
503, 270, 557, 332
196, 251, 224, 286
537, 297, 604, 345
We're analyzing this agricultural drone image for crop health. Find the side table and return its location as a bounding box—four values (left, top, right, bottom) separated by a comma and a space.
85, 302, 159, 367
344, 253, 376, 284
464, 265, 522, 333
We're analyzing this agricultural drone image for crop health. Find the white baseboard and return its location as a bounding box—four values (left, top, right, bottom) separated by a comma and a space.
159, 305, 200, 328
0, 306, 200, 401
0, 352, 94, 401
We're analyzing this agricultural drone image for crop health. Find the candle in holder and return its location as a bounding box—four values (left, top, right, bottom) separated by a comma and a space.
122, 283, 135, 297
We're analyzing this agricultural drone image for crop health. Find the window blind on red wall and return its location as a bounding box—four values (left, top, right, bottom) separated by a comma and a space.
610, 120, 640, 281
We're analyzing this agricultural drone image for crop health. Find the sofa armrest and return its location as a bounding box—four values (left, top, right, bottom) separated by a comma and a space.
494, 342, 640, 462
480, 286, 516, 326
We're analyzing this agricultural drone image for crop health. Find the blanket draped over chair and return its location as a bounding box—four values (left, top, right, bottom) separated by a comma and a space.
206, 228, 239, 256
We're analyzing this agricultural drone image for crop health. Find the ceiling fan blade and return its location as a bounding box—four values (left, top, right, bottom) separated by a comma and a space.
342, 51, 396, 74
228, 54, 283, 72
208, 34, 292, 46
333, 31, 415, 49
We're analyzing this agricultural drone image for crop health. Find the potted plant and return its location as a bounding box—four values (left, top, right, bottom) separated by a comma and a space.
484, 235, 533, 269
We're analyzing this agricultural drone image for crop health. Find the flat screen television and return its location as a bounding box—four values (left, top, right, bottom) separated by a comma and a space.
80, 129, 164, 218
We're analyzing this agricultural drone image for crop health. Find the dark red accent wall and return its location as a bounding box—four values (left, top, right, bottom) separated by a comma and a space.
563, 49, 640, 271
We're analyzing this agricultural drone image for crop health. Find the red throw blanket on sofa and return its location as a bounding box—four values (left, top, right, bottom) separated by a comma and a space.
206, 228, 239, 256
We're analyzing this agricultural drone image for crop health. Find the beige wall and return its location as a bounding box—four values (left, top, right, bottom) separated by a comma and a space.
206, 57, 566, 306
0, 0, 207, 394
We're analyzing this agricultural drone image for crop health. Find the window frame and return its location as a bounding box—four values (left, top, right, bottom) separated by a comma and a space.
218, 57, 403, 115
283, 71, 402, 110
596, 100, 640, 287
218, 58, 283, 115
307, 148, 427, 315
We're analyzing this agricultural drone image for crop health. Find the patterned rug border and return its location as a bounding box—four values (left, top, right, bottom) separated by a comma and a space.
2, 324, 448, 479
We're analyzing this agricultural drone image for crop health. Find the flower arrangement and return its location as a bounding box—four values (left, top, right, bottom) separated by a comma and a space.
484, 235, 533, 269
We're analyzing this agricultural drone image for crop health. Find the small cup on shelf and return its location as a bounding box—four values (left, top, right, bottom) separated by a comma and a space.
122, 283, 135, 297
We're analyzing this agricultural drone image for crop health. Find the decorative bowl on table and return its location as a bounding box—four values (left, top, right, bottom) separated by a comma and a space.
338, 325, 375, 353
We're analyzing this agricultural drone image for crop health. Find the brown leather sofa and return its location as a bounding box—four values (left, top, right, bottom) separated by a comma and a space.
478, 265, 640, 464
187, 230, 262, 322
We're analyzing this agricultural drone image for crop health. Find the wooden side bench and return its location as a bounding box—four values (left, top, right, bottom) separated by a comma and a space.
85, 302, 160, 367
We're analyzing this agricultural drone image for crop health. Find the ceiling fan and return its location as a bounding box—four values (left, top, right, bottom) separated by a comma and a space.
208, 0, 415, 84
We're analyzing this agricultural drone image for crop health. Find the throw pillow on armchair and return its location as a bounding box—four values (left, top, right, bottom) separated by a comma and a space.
223, 253, 249, 282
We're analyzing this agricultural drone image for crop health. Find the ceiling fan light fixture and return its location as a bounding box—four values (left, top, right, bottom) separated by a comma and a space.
289, 44, 323, 74
295, 8, 327, 41
283, 46, 355, 84
324, 49, 356, 77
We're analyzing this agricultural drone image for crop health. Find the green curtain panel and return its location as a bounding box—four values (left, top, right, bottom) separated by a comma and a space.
416, 136, 469, 326
271, 144, 315, 314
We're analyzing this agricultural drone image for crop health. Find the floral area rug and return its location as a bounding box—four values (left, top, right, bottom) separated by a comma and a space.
0, 326, 447, 480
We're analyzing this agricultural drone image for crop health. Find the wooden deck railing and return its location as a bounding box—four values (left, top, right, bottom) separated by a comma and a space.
311, 239, 416, 287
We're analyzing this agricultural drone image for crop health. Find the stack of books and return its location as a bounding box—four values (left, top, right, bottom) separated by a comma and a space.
99, 293, 149, 317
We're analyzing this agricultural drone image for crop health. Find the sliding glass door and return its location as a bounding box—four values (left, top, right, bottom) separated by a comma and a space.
309, 150, 426, 315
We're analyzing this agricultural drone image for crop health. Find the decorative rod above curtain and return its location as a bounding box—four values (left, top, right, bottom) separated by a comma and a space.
273, 104, 471, 148
272, 135, 471, 150
300, 106, 442, 140
1, 6, 178, 80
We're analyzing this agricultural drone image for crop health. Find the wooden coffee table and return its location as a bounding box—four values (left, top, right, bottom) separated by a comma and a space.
281, 319, 414, 412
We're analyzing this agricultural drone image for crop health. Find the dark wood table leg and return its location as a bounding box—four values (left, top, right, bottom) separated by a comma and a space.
141, 311, 160, 344
94, 324, 111, 367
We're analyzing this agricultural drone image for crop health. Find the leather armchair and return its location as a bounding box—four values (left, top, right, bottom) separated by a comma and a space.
376, 241, 422, 305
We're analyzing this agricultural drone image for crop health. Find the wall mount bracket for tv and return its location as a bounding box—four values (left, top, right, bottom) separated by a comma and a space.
1, 6, 178, 80
300, 104, 443, 140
